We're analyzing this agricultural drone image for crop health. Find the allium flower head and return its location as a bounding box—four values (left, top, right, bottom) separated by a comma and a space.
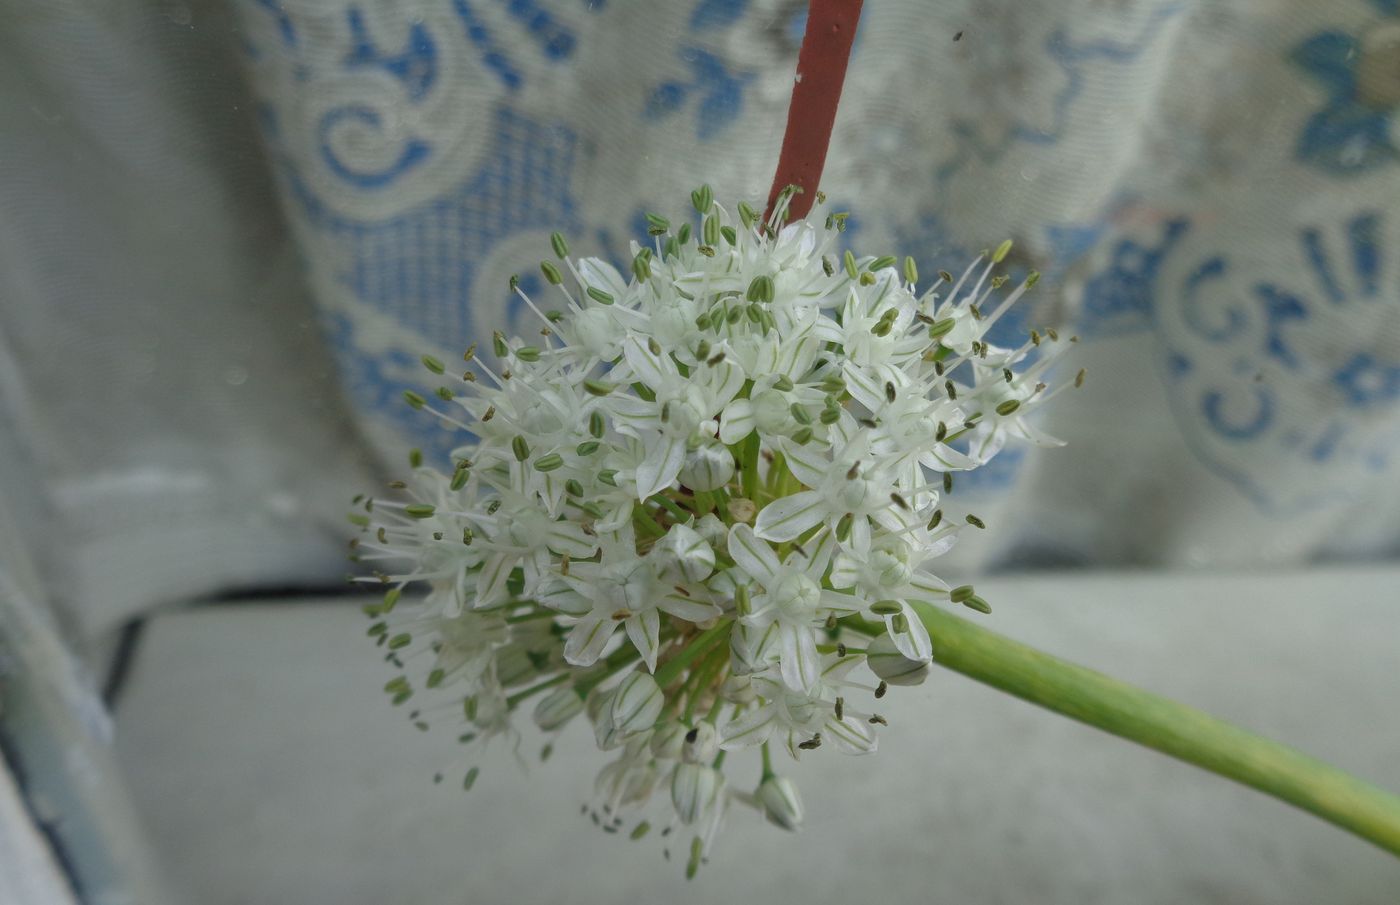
348, 186, 1076, 875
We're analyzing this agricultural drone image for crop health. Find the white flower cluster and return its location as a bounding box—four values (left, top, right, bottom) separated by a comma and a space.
350, 187, 1077, 875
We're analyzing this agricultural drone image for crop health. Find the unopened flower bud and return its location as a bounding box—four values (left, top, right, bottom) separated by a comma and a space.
679, 441, 735, 492
865, 631, 930, 686
610, 672, 664, 735
720, 673, 757, 704
533, 685, 584, 731
756, 774, 804, 831
650, 721, 688, 760
651, 524, 715, 583
671, 762, 720, 825
682, 722, 719, 764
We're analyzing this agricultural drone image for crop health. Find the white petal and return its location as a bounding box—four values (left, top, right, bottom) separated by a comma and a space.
658, 592, 721, 623
777, 622, 820, 692
474, 553, 513, 608
625, 609, 662, 672
547, 521, 600, 558
719, 704, 777, 750
825, 715, 878, 755
564, 614, 616, 667
623, 332, 673, 389
727, 524, 782, 584
702, 358, 746, 410
718, 399, 756, 445
776, 437, 828, 488
635, 433, 686, 500
886, 602, 933, 661
753, 491, 825, 542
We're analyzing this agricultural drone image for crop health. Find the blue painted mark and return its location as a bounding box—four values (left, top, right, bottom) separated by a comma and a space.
1291, 11, 1400, 176
1179, 256, 1246, 343
254, 0, 298, 47
345, 7, 438, 101
1076, 218, 1187, 338
1349, 212, 1381, 296
642, 47, 754, 140
1202, 387, 1273, 440
691, 0, 749, 30
1300, 227, 1344, 303
1254, 285, 1307, 371
452, 0, 524, 90
497, 0, 576, 59
318, 106, 431, 189
1334, 353, 1400, 408
947, 445, 1026, 495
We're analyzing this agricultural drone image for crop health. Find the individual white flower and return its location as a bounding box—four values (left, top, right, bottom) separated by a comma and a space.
728, 524, 856, 691
719, 657, 877, 757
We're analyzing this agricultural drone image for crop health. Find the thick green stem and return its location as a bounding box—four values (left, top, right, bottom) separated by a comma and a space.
910, 601, 1400, 857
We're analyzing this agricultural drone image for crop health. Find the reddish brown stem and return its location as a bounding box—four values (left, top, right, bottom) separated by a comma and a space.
763, 0, 864, 225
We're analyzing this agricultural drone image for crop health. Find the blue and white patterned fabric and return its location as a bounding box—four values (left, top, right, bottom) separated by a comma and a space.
232, 0, 1400, 570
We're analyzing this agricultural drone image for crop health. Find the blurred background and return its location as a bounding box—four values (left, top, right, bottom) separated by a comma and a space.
1, 1, 1398, 903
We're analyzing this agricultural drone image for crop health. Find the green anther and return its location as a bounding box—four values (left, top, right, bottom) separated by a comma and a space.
869, 255, 896, 271
463, 767, 479, 791
950, 585, 975, 603
597, 469, 618, 487
792, 426, 814, 445
584, 379, 613, 397
535, 453, 564, 472
565, 478, 584, 497
541, 261, 563, 285
822, 256, 835, 276
870, 600, 902, 616
645, 212, 670, 233
737, 201, 757, 229
421, 355, 445, 375
966, 514, 986, 529
1075, 368, 1087, 388
692, 184, 714, 213
903, 256, 919, 284
927, 509, 943, 530
746, 303, 763, 323
820, 374, 846, 394
676, 223, 691, 245
843, 249, 858, 279
695, 339, 710, 360
550, 231, 569, 259
872, 319, 893, 337
735, 584, 750, 616
836, 512, 854, 542
943, 472, 954, 493
367, 622, 387, 637
703, 214, 719, 246
663, 237, 679, 258
409, 448, 423, 468
859, 271, 876, 286
575, 440, 600, 457
630, 821, 651, 840
790, 402, 812, 425
1026, 270, 1041, 288
383, 676, 410, 693
579, 501, 605, 519
892, 614, 909, 633
403, 390, 426, 410
492, 331, 509, 357
586, 286, 614, 305
773, 375, 794, 392
512, 436, 530, 461
383, 588, 401, 612
589, 411, 605, 438
515, 346, 541, 362
347, 513, 370, 528
387, 633, 412, 650
435, 387, 454, 401
819, 407, 841, 425
632, 254, 650, 282
426, 669, 445, 689
993, 239, 1013, 263
687, 837, 703, 880
509, 274, 520, 293
991, 275, 1008, 289
695, 311, 711, 331
720, 225, 737, 245
450, 468, 469, 491
747, 274, 774, 302
963, 595, 993, 614
404, 504, 436, 519
996, 399, 1021, 416
648, 336, 662, 355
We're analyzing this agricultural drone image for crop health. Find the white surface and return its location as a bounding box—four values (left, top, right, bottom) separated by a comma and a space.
114, 568, 1400, 904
